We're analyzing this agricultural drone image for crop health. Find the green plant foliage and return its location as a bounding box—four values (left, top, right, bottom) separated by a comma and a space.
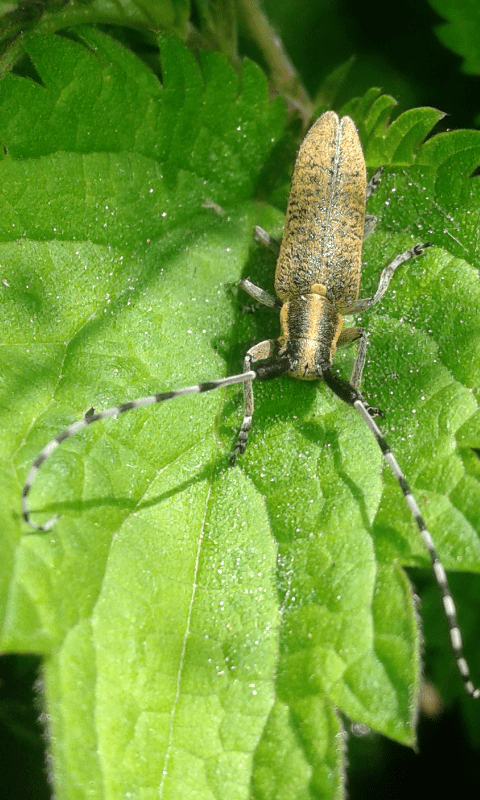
0, 0, 190, 60
1, 29, 480, 800
429, 0, 480, 75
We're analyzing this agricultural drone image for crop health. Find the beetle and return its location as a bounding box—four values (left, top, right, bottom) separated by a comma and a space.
21, 111, 479, 698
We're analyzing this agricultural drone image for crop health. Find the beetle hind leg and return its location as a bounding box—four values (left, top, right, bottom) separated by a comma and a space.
253, 226, 281, 255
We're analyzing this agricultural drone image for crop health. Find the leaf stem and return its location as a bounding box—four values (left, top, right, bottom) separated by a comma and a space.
237, 0, 311, 123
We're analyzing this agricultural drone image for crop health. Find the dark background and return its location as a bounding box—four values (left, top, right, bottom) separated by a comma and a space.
251, 0, 480, 130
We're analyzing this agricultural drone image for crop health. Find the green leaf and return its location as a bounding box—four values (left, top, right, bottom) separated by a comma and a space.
1, 31, 480, 800
428, 0, 480, 75
0, 1, 191, 77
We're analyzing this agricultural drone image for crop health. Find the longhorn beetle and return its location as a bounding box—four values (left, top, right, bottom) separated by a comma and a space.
22, 111, 479, 698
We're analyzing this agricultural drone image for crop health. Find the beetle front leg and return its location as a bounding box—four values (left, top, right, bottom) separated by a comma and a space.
336, 326, 368, 389
336, 326, 383, 416
230, 339, 277, 463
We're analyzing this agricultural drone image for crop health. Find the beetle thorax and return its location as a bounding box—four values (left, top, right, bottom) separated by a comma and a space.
277, 293, 343, 379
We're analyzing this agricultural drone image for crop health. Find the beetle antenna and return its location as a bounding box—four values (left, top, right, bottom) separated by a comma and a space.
22, 370, 256, 531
